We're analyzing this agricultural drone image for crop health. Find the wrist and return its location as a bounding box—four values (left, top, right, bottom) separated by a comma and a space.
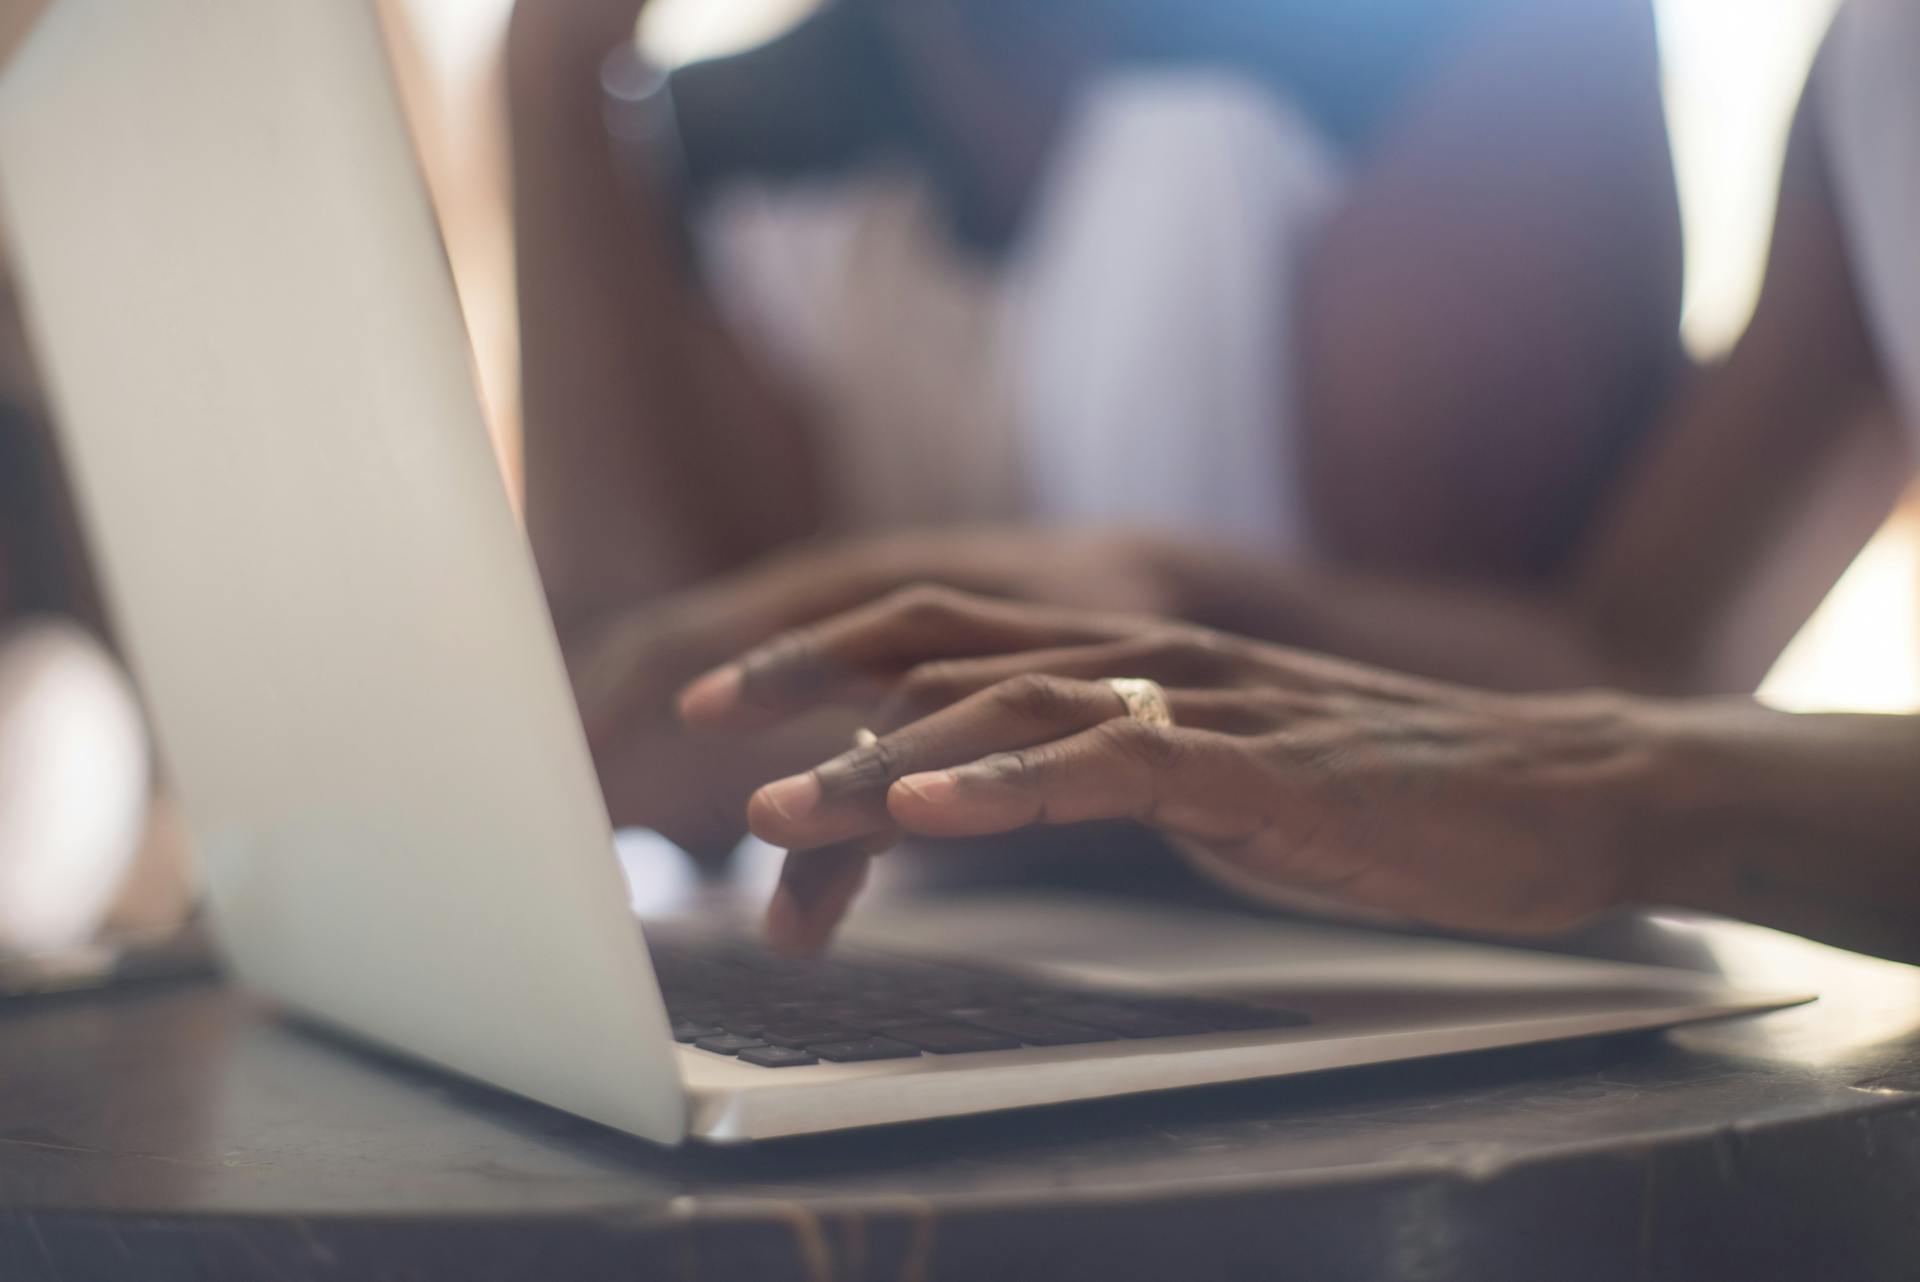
1602, 695, 1763, 911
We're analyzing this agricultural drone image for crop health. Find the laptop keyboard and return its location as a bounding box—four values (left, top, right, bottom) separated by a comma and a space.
648, 935, 1310, 1069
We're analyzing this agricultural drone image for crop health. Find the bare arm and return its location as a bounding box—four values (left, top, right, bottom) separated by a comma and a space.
1568, 69, 1901, 692
1300, 0, 1684, 580
506, 1, 821, 637
1157, 56, 1902, 696
1630, 704, 1920, 962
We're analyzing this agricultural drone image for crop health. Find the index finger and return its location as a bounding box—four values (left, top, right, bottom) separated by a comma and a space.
764, 835, 892, 956
679, 587, 1133, 730
746, 673, 1136, 850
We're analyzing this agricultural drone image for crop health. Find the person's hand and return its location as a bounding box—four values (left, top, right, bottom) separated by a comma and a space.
677, 587, 1659, 952
569, 596, 869, 858
571, 531, 1169, 854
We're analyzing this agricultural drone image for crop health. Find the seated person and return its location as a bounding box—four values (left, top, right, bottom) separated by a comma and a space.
509, 0, 1686, 853
665, 0, 1920, 965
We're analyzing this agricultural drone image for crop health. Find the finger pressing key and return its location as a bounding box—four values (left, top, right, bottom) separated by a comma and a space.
764, 833, 894, 956
887, 720, 1257, 838
746, 675, 1135, 851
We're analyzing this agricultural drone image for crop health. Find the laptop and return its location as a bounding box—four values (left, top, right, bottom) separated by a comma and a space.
0, 0, 1800, 1144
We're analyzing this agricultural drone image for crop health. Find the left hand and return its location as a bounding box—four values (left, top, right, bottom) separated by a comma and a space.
678, 587, 1660, 953
570, 531, 1170, 853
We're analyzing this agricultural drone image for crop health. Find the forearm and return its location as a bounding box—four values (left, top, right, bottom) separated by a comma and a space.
509, 5, 701, 626
1299, 0, 1681, 580
1625, 701, 1920, 963
508, 5, 822, 639
1199, 54, 1897, 703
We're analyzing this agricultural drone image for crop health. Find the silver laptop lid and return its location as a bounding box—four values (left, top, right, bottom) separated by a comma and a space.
0, 0, 683, 1141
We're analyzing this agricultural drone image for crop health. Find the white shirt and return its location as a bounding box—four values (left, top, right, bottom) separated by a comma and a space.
1824, 0, 1920, 428
695, 71, 1343, 548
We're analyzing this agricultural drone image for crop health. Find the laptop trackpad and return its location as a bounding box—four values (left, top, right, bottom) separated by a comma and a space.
839, 889, 1722, 999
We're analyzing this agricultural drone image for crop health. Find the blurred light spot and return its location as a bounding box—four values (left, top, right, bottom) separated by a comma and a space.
614, 829, 701, 916
1761, 508, 1920, 713
639, 0, 819, 67
1654, 0, 1844, 359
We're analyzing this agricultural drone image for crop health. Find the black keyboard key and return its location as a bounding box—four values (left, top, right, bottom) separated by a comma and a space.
758, 1024, 862, 1049
1039, 1002, 1211, 1039
883, 1022, 1023, 1055
807, 1037, 923, 1062
965, 1012, 1117, 1046
692, 1032, 767, 1055
739, 1046, 820, 1068
1146, 999, 1312, 1031
650, 934, 1310, 1067
671, 1007, 725, 1023
834, 1006, 925, 1028
709, 1012, 779, 1036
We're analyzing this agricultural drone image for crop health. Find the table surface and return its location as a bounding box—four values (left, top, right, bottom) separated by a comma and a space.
5, 875, 1920, 1282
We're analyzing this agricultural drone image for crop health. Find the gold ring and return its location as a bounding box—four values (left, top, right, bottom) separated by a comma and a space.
1105, 677, 1175, 728
853, 727, 880, 748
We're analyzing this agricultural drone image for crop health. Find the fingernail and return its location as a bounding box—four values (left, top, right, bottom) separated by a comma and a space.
677, 665, 742, 723
895, 771, 959, 807
756, 773, 822, 824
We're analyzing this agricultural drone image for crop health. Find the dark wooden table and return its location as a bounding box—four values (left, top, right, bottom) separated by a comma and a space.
4, 894, 1920, 1282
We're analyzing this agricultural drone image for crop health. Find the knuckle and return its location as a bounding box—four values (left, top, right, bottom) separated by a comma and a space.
897, 660, 968, 711
884, 583, 962, 627
1193, 691, 1285, 737
860, 735, 910, 785
995, 673, 1085, 724
739, 628, 820, 698
1247, 689, 1306, 726
1151, 626, 1237, 685
1094, 717, 1185, 772
977, 749, 1042, 790
825, 738, 907, 794
1258, 728, 1361, 790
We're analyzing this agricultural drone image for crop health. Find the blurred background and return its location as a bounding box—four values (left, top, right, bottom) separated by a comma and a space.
3, 0, 1902, 703
0, 0, 1911, 956
390, 0, 1914, 713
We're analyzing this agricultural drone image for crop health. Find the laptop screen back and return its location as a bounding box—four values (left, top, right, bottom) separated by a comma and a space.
0, 0, 683, 1141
